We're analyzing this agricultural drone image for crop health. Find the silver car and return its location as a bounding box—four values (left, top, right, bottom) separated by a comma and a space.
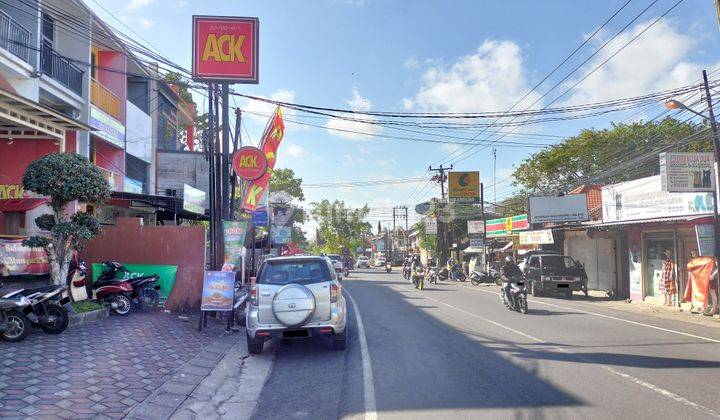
246, 256, 347, 354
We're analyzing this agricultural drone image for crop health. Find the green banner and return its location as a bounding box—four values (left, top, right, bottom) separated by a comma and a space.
223, 220, 248, 271
92, 263, 178, 302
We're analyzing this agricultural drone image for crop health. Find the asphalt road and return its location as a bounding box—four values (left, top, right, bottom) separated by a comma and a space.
251, 268, 720, 419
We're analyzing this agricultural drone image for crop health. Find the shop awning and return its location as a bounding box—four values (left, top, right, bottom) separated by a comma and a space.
0, 198, 49, 212
0, 86, 94, 151
596, 215, 712, 228
463, 246, 484, 254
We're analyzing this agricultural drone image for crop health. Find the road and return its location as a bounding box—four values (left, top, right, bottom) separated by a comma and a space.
251, 268, 720, 419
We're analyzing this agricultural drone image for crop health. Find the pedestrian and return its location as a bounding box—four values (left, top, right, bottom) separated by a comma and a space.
660, 249, 676, 306
706, 260, 719, 316
448, 257, 457, 281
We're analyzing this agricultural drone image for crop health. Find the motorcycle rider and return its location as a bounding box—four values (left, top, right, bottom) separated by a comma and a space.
501, 255, 523, 303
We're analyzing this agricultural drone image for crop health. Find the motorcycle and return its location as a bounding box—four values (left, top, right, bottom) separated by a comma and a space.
427, 266, 438, 284
385, 262, 392, 274
403, 265, 412, 280
74, 261, 136, 315
436, 267, 449, 281
2, 282, 70, 334
456, 270, 467, 282
67, 258, 89, 302
411, 267, 425, 290
470, 267, 501, 286
0, 296, 32, 342
343, 264, 350, 278
100, 262, 161, 310
501, 278, 528, 314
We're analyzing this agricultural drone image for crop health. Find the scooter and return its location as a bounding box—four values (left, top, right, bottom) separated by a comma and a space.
67, 258, 89, 302
427, 266, 438, 284
403, 265, 412, 280
470, 267, 501, 286
501, 278, 528, 314
99, 261, 161, 310
74, 261, 135, 315
385, 262, 392, 274
411, 267, 425, 290
2, 282, 70, 334
0, 296, 32, 342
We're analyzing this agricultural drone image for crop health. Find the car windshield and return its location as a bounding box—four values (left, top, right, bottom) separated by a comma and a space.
258, 260, 332, 285
541, 256, 576, 270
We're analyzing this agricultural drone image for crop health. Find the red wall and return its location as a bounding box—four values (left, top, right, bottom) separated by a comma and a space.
97, 51, 127, 122
0, 130, 76, 186
93, 137, 125, 191
80, 218, 206, 310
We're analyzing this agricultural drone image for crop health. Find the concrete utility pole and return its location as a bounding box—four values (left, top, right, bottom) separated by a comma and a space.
493, 148, 497, 206
428, 164, 453, 265
702, 70, 720, 296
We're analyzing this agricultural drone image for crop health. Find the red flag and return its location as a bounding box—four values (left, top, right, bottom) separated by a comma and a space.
241, 107, 285, 212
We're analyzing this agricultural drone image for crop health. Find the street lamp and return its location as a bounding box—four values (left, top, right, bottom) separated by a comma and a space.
664, 99, 713, 121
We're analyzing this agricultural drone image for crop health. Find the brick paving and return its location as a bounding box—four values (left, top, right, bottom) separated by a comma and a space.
0, 311, 223, 419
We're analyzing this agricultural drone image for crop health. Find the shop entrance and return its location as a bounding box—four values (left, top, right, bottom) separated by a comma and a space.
643, 232, 674, 298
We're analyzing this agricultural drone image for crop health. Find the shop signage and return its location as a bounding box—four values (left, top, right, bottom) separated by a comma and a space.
223, 220, 248, 271
90, 105, 125, 148
124, 177, 143, 194
602, 175, 714, 223
468, 233, 484, 248
486, 214, 529, 238
448, 171, 480, 203
467, 220, 484, 234
0, 238, 49, 275
233, 146, 267, 181
201, 271, 235, 311
183, 184, 207, 214
528, 194, 589, 224
660, 152, 715, 192
241, 107, 285, 212
92, 263, 177, 301
271, 206, 294, 245
424, 217, 438, 234
695, 224, 716, 257
192, 15, 259, 83
252, 207, 269, 226
519, 229, 554, 245
375, 239, 385, 252
0, 184, 24, 199
126, 100, 152, 163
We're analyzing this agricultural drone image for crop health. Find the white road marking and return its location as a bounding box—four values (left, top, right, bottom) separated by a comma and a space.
402, 285, 720, 419
345, 290, 378, 420
466, 286, 720, 344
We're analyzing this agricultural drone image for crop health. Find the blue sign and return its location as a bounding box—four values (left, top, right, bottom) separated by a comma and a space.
272, 226, 292, 245
253, 207, 269, 226
201, 271, 235, 311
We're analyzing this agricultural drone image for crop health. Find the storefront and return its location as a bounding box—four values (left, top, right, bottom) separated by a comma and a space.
601, 175, 715, 304
563, 228, 624, 296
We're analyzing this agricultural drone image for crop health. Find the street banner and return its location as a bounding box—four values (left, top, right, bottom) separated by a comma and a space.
183, 184, 207, 214
660, 152, 715, 192
424, 217, 438, 234
241, 107, 285, 213
467, 220, 484, 234
271, 206, 294, 245
223, 220, 248, 270
192, 16, 259, 83
448, 171, 480, 203
695, 224, 716, 257
92, 263, 177, 302
0, 238, 49, 275
519, 229, 554, 245
201, 271, 235, 311
528, 195, 589, 224
233, 146, 267, 181
485, 214, 529, 238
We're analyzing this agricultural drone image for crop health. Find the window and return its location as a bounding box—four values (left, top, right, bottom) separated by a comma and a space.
258, 260, 331, 285
541, 256, 576, 270
528, 257, 540, 268
42, 13, 54, 45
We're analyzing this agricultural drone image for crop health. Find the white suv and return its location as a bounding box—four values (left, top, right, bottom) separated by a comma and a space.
246, 256, 347, 354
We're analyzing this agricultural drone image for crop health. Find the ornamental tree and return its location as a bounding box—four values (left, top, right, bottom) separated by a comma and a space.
22, 153, 110, 285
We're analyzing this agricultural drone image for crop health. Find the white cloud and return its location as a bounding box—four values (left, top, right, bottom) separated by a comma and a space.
178, 0, 188, 6
408, 40, 541, 113
439, 143, 461, 155
403, 56, 419, 69
126, 0, 155, 11
562, 19, 717, 104
324, 87, 382, 140
139, 18, 154, 28
242, 89, 307, 132
285, 143, 307, 158
402, 98, 413, 110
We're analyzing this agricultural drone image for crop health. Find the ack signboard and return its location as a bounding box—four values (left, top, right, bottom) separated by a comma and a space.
448, 171, 480, 203
192, 15, 259, 83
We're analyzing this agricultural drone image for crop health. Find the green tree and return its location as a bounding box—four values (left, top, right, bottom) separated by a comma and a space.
269, 168, 307, 247
412, 219, 437, 254
22, 153, 110, 285
310, 200, 371, 254
162, 71, 193, 104
512, 118, 708, 195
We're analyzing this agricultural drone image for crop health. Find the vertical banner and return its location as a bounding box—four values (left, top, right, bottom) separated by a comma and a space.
241, 107, 285, 212
0, 239, 50, 275
222, 220, 248, 271
271, 206, 294, 245
201, 271, 235, 311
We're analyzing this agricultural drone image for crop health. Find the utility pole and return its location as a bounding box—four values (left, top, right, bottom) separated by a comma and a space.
493, 148, 497, 207
702, 69, 720, 296
221, 84, 231, 220
428, 164, 453, 265
206, 84, 217, 270
229, 109, 241, 219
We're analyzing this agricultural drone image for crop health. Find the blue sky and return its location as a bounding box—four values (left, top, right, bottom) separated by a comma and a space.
88, 0, 720, 228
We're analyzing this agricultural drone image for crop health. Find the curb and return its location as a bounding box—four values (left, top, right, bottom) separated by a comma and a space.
68, 307, 109, 328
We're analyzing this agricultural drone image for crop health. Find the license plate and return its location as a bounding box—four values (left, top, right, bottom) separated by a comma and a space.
59, 297, 70, 305
557, 284, 569, 288
282, 329, 309, 338
154, 285, 161, 290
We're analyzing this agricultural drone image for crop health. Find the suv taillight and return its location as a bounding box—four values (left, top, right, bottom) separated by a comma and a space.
250, 286, 258, 306
330, 283, 339, 303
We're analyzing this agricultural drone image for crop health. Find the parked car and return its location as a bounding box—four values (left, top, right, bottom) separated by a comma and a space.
519, 249, 560, 271
246, 256, 347, 354
356, 256, 370, 268
326, 254, 343, 273
374, 257, 386, 267
523, 253, 587, 298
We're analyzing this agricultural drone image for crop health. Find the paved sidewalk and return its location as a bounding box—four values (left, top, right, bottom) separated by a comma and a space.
126, 332, 274, 420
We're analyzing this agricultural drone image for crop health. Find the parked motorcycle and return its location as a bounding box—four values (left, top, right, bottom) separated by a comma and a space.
67, 258, 89, 302
501, 278, 528, 314
411, 267, 425, 290
0, 296, 32, 342
2, 282, 70, 334
436, 266, 449, 281
101, 262, 161, 310
470, 267, 501, 286
385, 262, 392, 274
74, 261, 135, 315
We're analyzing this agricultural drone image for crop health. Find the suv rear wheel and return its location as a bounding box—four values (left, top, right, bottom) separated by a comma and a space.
247, 332, 264, 354
332, 329, 347, 350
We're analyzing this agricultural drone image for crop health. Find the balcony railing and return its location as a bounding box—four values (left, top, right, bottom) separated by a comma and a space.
0, 11, 31, 63
40, 41, 83, 96
91, 78, 121, 121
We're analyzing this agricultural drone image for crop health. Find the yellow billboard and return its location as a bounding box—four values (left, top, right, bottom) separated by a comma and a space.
448, 171, 480, 202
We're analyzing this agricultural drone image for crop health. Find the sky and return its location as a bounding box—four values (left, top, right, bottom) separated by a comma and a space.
87, 0, 720, 231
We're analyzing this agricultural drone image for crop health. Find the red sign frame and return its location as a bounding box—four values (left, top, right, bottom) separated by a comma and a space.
192, 15, 259, 83
233, 146, 267, 181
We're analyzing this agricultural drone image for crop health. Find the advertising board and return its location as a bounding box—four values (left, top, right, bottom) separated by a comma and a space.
183, 184, 207, 214
192, 15, 259, 83
448, 171, 480, 203
659, 152, 715, 192
528, 194, 589, 224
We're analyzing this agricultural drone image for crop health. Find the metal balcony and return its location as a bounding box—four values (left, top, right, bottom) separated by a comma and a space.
0, 10, 31, 63
40, 41, 83, 96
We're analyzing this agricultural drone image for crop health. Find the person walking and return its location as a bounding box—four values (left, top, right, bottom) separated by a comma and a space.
660, 249, 676, 306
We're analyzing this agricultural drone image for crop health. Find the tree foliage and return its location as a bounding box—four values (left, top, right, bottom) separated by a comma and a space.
512, 118, 709, 195
22, 153, 109, 285
310, 200, 371, 254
